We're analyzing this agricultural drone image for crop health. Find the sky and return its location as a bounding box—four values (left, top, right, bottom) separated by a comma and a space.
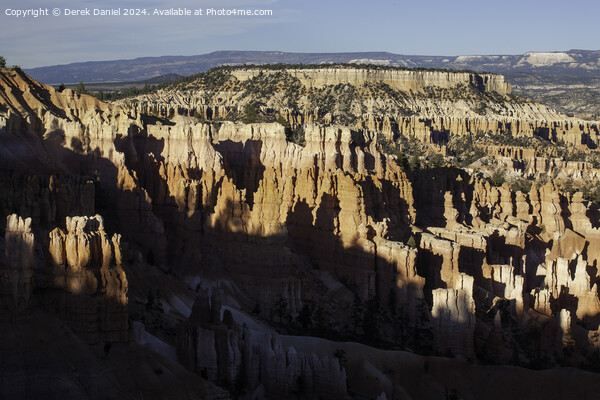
1, 0, 599, 68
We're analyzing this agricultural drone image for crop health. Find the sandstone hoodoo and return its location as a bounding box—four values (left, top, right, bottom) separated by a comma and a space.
2, 64, 600, 399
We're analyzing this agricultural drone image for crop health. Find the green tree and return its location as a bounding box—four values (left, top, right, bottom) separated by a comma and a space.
243, 103, 259, 123
409, 154, 421, 170
273, 294, 288, 324
288, 126, 305, 146
362, 298, 381, 343
584, 185, 600, 204
297, 303, 313, 330
393, 304, 409, 346
76, 81, 86, 95
314, 305, 326, 335
0, 56, 6, 68
561, 178, 576, 195
276, 115, 291, 129
490, 169, 505, 187
397, 153, 410, 171
430, 153, 445, 168
146, 289, 155, 310
58, 83, 66, 92
416, 297, 428, 331
252, 301, 261, 316
412, 298, 434, 353
351, 294, 363, 335
510, 178, 532, 194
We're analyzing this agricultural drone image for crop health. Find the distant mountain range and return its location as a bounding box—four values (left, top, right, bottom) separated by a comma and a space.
24, 50, 600, 115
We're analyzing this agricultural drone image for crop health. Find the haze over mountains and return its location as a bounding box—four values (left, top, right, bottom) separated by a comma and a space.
24, 50, 600, 83
25, 49, 600, 116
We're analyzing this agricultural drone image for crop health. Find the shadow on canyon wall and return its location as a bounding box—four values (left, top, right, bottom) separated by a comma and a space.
4, 125, 600, 367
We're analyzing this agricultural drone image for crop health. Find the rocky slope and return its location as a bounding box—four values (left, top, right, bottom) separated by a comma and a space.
2, 66, 600, 399
119, 65, 600, 207
229, 67, 511, 94
120, 66, 600, 150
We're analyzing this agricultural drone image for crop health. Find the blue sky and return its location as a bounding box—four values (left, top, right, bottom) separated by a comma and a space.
1, 0, 598, 68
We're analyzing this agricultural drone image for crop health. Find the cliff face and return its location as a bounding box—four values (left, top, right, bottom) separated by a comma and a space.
0, 215, 34, 320
0, 68, 141, 174
0, 172, 95, 226
111, 114, 600, 363
0, 212, 129, 344
3, 67, 600, 398
44, 215, 129, 343
177, 290, 347, 398
230, 67, 512, 94
124, 66, 600, 150
132, 120, 413, 318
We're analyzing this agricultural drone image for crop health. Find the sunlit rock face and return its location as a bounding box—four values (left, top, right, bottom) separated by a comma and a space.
132, 119, 416, 315
1, 212, 129, 343
0, 214, 35, 320
431, 274, 476, 359
44, 215, 129, 343
230, 68, 512, 94
126, 66, 600, 149
124, 115, 600, 366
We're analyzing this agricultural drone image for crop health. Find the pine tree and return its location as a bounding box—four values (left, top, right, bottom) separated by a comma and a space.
0, 56, 6, 68
274, 294, 288, 324
76, 81, 86, 95
146, 289, 155, 310
252, 301, 261, 316
297, 303, 313, 330
407, 235, 417, 248
351, 294, 363, 335
409, 154, 421, 170
430, 153, 445, 168
362, 298, 381, 343
243, 103, 259, 123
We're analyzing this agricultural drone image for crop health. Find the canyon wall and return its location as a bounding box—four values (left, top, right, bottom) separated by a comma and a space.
230, 67, 512, 94
124, 67, 600, 150
0, 215, 34, 320
3, 67, 600, 397
44, 215, 129, 343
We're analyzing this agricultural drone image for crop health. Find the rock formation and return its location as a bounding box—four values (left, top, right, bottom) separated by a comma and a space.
431, 274, 476, 358
124, 66, 600, 150
3, 65, 600, 398
43, 215, 129, 343
230, 67, 512, 94
177, 290, 347, 399
0, 171, 95, 225
0, 214, 34, 320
